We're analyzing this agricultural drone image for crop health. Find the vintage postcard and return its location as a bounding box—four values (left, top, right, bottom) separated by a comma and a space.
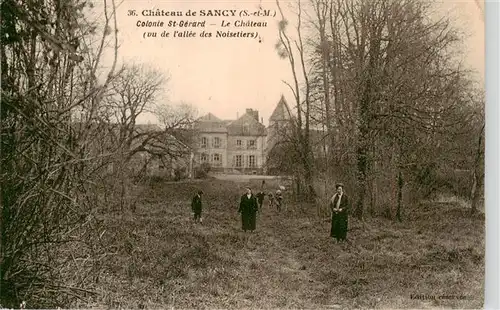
0, 0, 487, 308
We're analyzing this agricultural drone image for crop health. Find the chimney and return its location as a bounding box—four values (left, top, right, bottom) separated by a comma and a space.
261, 117, 263, 123
245, 108, 259, 122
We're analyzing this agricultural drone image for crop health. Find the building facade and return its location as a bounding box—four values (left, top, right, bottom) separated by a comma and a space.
193, 108, 268, 174
193, 96, 324, 175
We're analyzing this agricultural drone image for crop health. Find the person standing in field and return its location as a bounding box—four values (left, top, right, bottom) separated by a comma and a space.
275, 189, 283, 212
330, 183, 350, 243
256, 191, 265, 211
238, 187, 259, 232
191, 190, 203, 223
268, 192, 275, 208
256, 180, 266, 211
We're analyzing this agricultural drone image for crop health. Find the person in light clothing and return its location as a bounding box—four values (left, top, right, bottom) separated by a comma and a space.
330, 183, 350, 243
275, 189, 283, 212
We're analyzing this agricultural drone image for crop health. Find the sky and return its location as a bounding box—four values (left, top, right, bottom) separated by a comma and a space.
105, 0, 485, 125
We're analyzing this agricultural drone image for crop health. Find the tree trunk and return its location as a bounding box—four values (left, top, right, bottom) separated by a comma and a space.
295, 172, 301, 199
298, 129, 316, 202
355, 144, 367, 219
354, 76, 372, 220
317, 2, 334, 169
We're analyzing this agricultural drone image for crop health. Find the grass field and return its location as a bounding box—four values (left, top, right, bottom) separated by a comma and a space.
81, 178, 484, 309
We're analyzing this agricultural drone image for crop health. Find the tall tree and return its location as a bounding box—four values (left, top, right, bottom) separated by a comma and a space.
277, 0, 483, 218
275, 0, 317, 201
1, 0, 120, 306
308, 0, 477, 219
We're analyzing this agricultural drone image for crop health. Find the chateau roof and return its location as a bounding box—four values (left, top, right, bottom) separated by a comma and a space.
269, 95, 292, 122
194, 113, 227, 133
227, 113, 266, 136
194, 111, 266, 136
197, 113, 222, 122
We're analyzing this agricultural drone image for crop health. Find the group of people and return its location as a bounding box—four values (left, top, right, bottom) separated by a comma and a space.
190, 182, 350, 242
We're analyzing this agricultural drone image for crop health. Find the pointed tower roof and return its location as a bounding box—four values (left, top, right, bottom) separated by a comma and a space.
269, 95, 291, 122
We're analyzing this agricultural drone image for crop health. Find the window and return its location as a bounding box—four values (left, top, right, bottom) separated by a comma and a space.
213, 137, 221, 148
201, 137, 208, 148
212, 153, 222, 166
235, 155, 242, 167
248, 140, 256, 149
249, 155, 256, 168
236, 140, 242, 148
201, 153, 208, 162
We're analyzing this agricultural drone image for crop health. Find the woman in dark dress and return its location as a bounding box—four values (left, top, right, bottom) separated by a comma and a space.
256, 180, 266, 211
256, 191, 265, 211
330, 183, 350, 242
238, 187, 259, 232
191, 190, 203, 223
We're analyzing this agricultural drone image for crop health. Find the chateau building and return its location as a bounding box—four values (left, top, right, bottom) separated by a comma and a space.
193, 108, 268, 174
193, 95, 321, 175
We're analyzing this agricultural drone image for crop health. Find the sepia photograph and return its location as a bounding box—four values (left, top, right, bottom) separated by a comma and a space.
0, 0, 490, 308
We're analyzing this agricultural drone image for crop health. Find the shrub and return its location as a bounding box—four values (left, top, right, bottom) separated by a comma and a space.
174, 166, 187, 181
194, 163, 211, 179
